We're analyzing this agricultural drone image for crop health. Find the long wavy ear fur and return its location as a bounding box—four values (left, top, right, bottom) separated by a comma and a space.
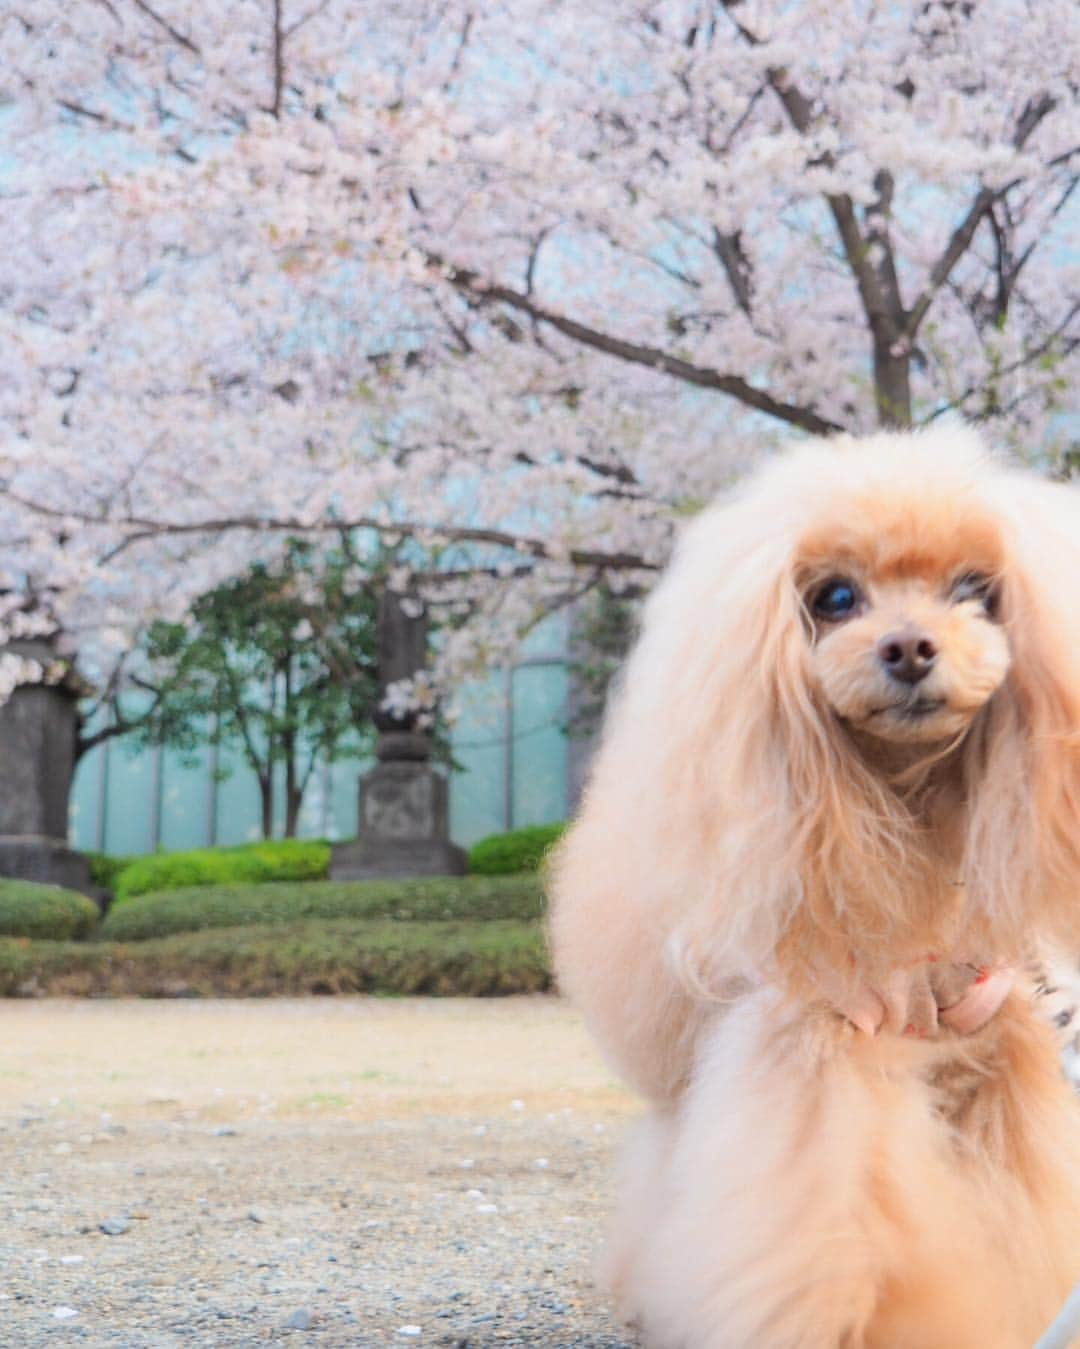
965, 470, 1080, 955
549, 457, 864, 1097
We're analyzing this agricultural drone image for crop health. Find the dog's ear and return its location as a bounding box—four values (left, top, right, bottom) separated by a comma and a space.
549, 486, 832, 1094
555, 479, 848, 998
965, 476, 1080, 951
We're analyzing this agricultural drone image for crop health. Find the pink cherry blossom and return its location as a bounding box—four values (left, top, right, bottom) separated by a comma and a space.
1, 1, 1076, 703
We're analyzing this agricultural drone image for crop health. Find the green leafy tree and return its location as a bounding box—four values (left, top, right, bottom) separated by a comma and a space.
128, 540, 380, 838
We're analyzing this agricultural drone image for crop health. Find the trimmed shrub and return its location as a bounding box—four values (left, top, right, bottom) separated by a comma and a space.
83, 852, 137, 894
0, 918, 550, 997
113, 839, 331, 903
102, 874, 545, 941
0, 880, 99, 940
468, 822, 567, 875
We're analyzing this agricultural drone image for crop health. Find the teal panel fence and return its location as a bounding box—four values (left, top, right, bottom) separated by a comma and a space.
159, 738, 213, 852
510, 663, 570, 828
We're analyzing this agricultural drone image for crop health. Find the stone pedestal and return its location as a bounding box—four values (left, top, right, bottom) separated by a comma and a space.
0, 646, 93, 896
330, 593, 466, 880
330, 756, 466, 880
0, 835, 92, 892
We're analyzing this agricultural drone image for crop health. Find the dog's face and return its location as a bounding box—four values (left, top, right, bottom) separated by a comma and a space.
798, 514, 1012, 746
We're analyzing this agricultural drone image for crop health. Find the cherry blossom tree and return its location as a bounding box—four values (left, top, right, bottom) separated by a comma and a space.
1, 0, 1077, 699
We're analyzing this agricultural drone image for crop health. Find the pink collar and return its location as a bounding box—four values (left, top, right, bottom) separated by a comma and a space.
936, 964, 1015, 1036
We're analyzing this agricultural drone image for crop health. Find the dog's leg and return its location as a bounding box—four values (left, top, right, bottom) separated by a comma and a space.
610, 989, 1044, 1349
609, 991, 887, 1348
888, 1000, 1080, 1349
867, 1006, 1080, 1348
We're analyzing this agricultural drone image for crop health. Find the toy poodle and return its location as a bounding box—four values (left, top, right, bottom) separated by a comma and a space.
550, 427, 1080, 1348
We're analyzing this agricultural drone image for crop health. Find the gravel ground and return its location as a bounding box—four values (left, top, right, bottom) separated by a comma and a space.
0, 997, 641, 1348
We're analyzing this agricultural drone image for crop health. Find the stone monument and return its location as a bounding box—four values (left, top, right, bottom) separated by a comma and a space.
0, 638, 94, 894
330, 590, 466, 880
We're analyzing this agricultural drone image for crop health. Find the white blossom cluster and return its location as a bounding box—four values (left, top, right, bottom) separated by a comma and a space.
0, 653, 60, 703
381, 672, 439, 729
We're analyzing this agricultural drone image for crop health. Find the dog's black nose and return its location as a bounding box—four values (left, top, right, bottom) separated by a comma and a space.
877, 628, 937, 684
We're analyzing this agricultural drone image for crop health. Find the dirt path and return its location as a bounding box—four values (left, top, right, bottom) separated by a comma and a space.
0, 998, 640, 1347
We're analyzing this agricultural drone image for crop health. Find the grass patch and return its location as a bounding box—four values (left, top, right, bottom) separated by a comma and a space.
0, 880, 100, 940
0, 918, 550, 998
467, 822, 567, 875
113, 839, 331, 903
102, 875, 545, 941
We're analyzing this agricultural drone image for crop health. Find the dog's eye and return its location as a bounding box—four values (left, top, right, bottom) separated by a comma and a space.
951, 572, 998, 615
811, 578, 860, 620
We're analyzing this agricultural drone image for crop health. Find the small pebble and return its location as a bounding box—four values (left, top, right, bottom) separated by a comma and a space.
397, 1328, 422, 1339
283, 1308, 313, 1330
100, 1217, 131, 1236
52, 1307, 79, 1320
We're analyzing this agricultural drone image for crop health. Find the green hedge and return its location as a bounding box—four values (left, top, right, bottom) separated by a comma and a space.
468, 822, 567, 875
113, 840, 331, 903
102, 874, 544, 941
83, 852, 137, 894
90, 823, 571, 899
0, 880, 99, 940
0, 918, 550, 997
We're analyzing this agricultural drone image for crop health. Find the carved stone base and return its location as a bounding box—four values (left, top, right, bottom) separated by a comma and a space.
330, 837, 467, 880
329, 761, 466, 880
0, 835, 95, 897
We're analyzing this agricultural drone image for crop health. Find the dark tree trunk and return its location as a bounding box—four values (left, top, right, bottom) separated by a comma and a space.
281, 657, 299, 838
873, 342, 913, 428
258, 774, 274, 840
284, 787, 303, 839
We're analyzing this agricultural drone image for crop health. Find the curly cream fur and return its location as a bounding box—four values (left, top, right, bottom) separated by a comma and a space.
549, 427, 1080, 1347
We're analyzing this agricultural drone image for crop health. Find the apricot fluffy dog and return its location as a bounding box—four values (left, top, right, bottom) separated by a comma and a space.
550, 428, 1080, 1348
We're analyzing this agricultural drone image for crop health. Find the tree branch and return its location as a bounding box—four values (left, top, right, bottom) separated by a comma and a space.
283, 0, 330, 39
220, 662, 266, 781
128, 0, 201, 54
993, 173, 1077, 301
902, 94, 1058, 340
719, 4, 901, 335
77, 709, 146, 758
268, 0, 284, 118
2, 490, 663, 573
902, 186, 996, 340
439, 262, 842, 435
921, 299, 1080, 424
712, 228, 753, 317
445, 10, 474, 87
58, 99, 107, 123
721, 3, 1060, 359
777, 89, 900, 332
